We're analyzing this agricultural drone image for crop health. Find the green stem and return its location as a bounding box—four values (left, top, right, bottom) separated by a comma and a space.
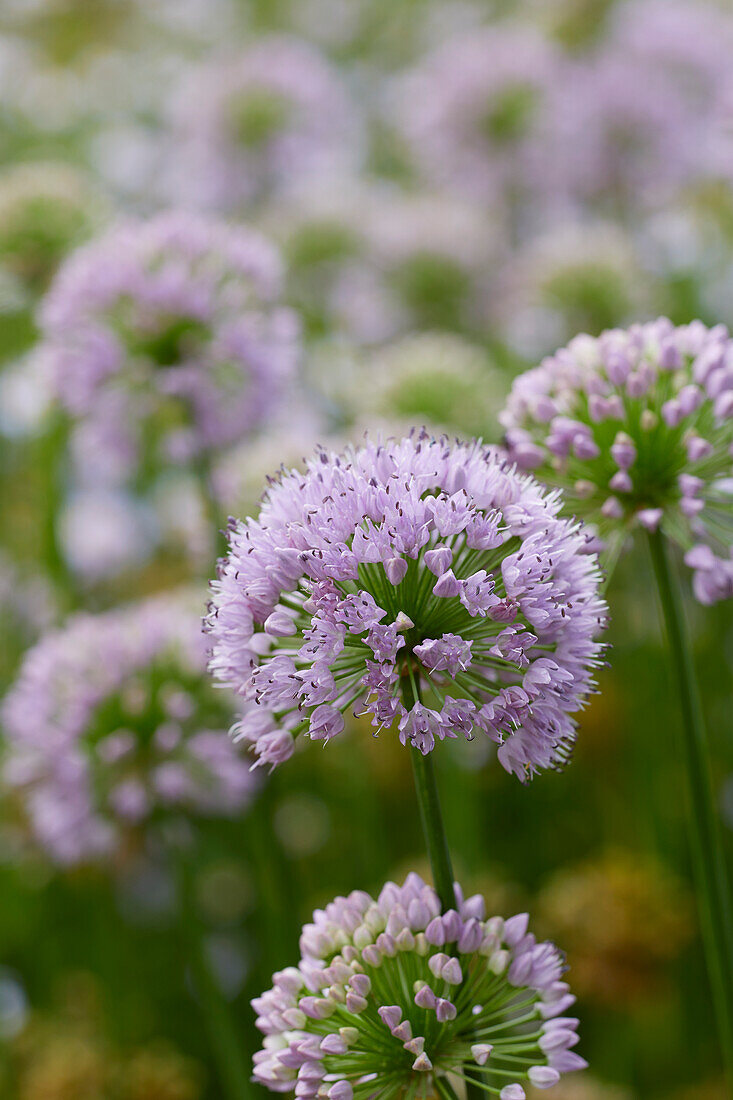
401, 674, 456, 914
404, 678, 486, 1100
647, 530, 733, 1081
246, 779, 299, 980
195, 450, 228, 568
178, 859, 252, 1099
38, 411, 77, 611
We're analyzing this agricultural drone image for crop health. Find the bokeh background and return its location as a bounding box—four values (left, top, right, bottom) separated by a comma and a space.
0, 0, 732, 1097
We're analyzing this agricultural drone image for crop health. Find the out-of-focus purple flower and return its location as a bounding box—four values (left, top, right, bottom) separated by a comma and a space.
252, 871, 585, 1097
58, 489, 156, 582
548, 0, 733, 213
501, 317, 733, 603
266, 175, 496, 343
493, 222, 646, 360
392, 25, 559, 210
1, 591, 256, 866
206, 432, 607, 780
39, 210, 300, 484
330, 187, 498, 343
164, 36, 362, 212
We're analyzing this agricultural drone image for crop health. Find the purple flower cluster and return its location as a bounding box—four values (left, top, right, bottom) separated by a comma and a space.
501, 318, 733, 604
2, 592, 256, 866
40, 210, 299, 481
264, 175, 496, 346
166, 36, 361, 212
207, 434, 607, 779
548, 0, 733, 213
253, 872, 585, 1098
393, 1, 733, 221
329, 187, 497, 345
393, 24, 557, 209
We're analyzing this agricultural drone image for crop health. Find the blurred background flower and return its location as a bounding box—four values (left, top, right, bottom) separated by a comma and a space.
537, 850, 693, 1007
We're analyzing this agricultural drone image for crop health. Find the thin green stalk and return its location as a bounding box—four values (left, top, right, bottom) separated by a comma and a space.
401, 672, 456, 912
647, 530, 733, 1081
195, 450, 228, 567
246, 779, 299, 979
38, 411, 77, 611
401, 673, 484, 1100
178, 858, 252, 1100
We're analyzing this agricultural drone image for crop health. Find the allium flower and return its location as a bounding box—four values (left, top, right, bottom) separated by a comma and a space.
548, 1, 733, 212
357, 333, 509, 439
165, 37, 361, 212
330, 188, 497, 343
207, 433, 607, 778
268, 177, 496, 343
393, 25, 558, 208
39, 210, 299, 481
252, 872, 586, 1098
501, 318, 733, 603
0, 161, 107, 301
494, 223, 646, 360
2, 592, 256, 865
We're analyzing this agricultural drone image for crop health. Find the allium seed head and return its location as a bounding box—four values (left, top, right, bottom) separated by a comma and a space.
501, 318, 733, 603
252, 873, 585, 1098
207, 433, 607, 779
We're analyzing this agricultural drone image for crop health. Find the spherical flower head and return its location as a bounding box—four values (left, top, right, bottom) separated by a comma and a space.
548, 2, 733, 212
359, 333, 509, 439
347, 189, 496, 341
0, 161, 108, 301
393, 25, 558, 207
252, 872, 586, 1098
166, 36, 362, 211
2, 591, 257, 866
501, 318, 733, 604
207, 433, 607, 780
40, 210, 299, 481
495, 223, 645, 361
